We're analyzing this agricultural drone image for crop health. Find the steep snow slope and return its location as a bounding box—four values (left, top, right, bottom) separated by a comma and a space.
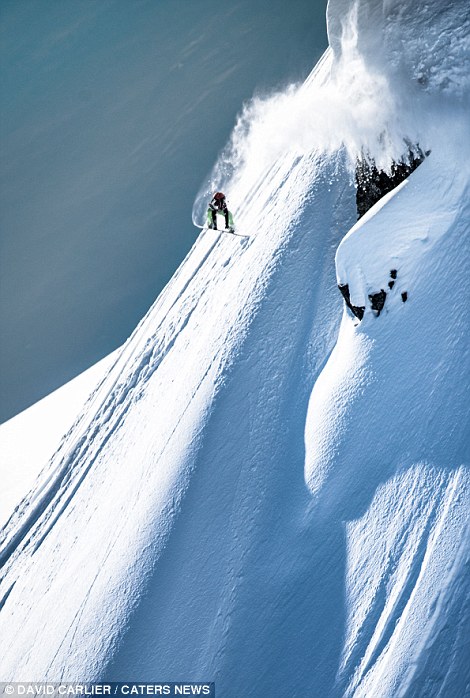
305, 137, 470, 697
1, 1, 469, 696
0, 352, 118, 528
304, 1, 470, 695
0, 51, 360, 692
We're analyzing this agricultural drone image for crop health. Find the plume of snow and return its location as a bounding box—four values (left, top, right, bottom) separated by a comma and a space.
192, 3, 430, 225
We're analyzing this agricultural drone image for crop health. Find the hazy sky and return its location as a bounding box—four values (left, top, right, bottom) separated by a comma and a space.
0, 0, 328, 421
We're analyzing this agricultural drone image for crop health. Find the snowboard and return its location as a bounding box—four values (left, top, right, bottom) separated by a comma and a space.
210, 227, 249, 238
227, 230, 249, 238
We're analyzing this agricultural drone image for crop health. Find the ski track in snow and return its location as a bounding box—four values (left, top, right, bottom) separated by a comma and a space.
0, 133, 356, 689
340, 467, 469, 697
0, 228, 222, 567
1, 1, 470, 695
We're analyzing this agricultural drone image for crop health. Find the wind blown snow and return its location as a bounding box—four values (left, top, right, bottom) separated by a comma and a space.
193, 1, 438, 228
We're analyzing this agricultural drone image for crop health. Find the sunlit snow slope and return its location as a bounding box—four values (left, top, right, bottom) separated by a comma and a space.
1, 1, 469, 696
0, 352, 118, 528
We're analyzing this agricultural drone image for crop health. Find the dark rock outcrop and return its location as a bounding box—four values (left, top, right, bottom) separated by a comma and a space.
355, 147, 427, 219
368, 290, 387, 316
338, 263, 409, 321
338, 284, 365, 320
339, 270, 401, 319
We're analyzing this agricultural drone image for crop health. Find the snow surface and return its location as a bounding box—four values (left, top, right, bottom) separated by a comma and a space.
305, 141, 470, 695
0, 352, 118, 529
1, 1, 469, 696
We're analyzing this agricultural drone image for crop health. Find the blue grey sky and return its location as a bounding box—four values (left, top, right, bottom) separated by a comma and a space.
0, 0, 327, 421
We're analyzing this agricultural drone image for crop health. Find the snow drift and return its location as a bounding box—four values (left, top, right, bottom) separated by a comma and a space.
1, 1, 469, 696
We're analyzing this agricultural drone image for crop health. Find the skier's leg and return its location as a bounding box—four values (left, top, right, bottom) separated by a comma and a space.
211, 209, 217, 230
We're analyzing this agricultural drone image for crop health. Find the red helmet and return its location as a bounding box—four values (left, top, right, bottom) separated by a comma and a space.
214, 192, 225, 200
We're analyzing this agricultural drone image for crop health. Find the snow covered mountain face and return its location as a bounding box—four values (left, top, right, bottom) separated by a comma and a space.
1, 1, 469, 696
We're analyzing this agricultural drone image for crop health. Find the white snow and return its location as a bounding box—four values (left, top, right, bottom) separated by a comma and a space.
0, 0, 469, 696
0, 351, 119, 529
304, 128, 470, 694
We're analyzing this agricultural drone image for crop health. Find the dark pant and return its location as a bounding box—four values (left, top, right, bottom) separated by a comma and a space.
211, 208, 229, 229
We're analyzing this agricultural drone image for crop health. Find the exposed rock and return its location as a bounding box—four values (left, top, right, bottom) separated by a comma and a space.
402, 291, 408, 302
355, 148, 427, 219
338, 284, 365, 320
368, 289, 387, 315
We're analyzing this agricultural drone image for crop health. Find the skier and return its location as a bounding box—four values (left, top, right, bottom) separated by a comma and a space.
207, 192, 234, 232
